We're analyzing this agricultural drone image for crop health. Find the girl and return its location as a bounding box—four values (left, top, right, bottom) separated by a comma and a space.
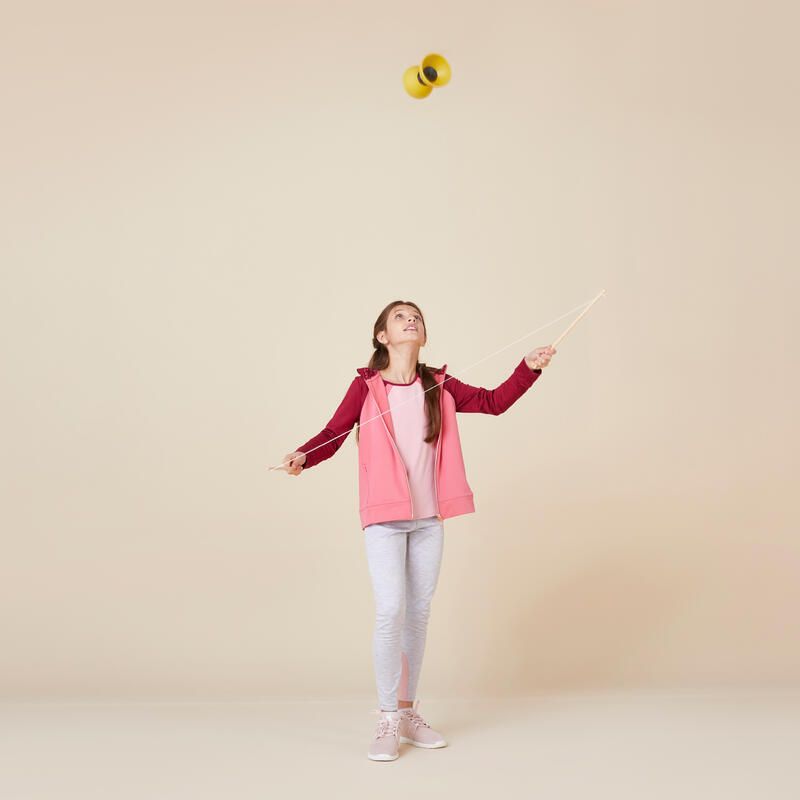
275, 300, 555, 761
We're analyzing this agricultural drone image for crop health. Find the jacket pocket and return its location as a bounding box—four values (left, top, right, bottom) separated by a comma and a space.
359, 464, 370, 508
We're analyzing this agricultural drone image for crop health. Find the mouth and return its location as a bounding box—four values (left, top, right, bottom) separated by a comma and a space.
404, 326, 418, 332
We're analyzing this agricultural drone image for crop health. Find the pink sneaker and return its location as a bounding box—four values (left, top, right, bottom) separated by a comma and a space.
368, 710, 401, 761
398, 700, 447, 748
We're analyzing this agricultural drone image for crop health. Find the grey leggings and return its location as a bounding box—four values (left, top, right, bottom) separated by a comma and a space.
364, 515, 444, 711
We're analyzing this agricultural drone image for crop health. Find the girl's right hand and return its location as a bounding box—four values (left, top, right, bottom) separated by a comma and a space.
269, 452, 306, 475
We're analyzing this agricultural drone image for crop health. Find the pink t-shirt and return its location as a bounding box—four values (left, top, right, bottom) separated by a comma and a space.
383, 375, 438, 520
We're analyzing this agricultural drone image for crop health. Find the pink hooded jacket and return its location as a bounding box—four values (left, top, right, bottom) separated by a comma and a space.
295, 357, 542, 531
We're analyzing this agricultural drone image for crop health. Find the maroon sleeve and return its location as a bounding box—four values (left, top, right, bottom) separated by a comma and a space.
442, 357, 542, 415
293, 376, 367, 470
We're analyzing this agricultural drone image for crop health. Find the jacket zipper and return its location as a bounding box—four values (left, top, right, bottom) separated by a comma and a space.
434, 375, 442, 520
370, 379, 415, 520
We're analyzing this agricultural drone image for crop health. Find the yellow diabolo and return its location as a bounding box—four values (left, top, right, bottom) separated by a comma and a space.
403, 53, 451, 98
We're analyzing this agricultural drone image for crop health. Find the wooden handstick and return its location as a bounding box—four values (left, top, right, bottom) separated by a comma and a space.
551, 289, 606, 348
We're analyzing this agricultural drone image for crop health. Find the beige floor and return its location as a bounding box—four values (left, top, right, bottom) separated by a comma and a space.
1, 691, 798, 799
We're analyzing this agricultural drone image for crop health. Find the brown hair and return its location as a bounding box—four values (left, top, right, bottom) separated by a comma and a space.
355, 300, 441, 445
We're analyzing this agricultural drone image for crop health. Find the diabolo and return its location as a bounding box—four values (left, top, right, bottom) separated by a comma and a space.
402, 53, 451, 98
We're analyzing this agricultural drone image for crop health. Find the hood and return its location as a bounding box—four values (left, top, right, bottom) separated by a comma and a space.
357, 364, 447, 379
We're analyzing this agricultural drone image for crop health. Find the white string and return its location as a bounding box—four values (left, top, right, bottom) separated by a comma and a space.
269, 292, 600, 471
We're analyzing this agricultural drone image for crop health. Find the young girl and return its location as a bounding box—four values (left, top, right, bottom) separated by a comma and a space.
275, 300, 555, 761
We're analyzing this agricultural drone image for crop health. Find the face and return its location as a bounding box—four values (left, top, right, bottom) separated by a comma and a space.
378, 305, 426, 347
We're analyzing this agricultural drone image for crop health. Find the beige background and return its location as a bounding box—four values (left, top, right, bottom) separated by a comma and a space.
1, 0, 798, 702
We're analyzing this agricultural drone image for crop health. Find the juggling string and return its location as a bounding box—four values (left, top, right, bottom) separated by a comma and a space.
268, 289, 606, 472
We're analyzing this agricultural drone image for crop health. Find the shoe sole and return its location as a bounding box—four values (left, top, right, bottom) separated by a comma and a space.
398, 736, 447, 748
367, 751, 399, 761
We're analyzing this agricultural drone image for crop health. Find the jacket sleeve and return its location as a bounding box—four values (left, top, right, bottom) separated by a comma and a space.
442, 357, 542, 415
293, 376, 365, 470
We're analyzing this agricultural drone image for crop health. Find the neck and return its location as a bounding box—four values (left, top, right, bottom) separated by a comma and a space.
381, 345, 419, 383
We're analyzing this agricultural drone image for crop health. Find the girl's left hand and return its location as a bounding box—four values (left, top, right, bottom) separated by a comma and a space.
525, 345, 556, 370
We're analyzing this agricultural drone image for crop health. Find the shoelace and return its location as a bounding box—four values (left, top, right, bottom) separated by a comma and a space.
401, 700, 431, 730
370, 709, 400, 739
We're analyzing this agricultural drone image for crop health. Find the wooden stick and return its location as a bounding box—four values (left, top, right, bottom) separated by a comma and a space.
551, 289, 606, 348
